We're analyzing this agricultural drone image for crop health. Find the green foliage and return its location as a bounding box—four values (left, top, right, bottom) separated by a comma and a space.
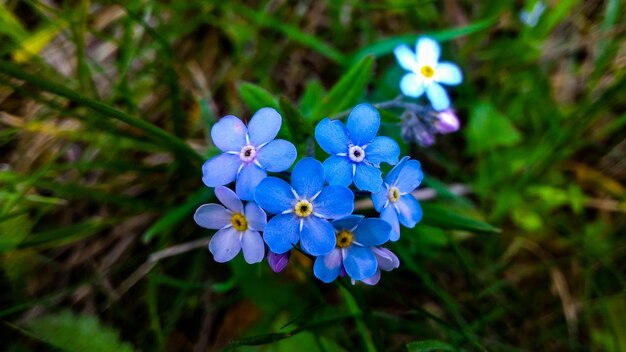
407, 340, 457, 352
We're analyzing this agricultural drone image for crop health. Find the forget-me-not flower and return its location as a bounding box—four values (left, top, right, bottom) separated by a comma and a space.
359, 247, 400, 285
194, 186, 267, 264
202, 108, 297, 201
394, 37, 462, 111
315, 104, 400, 193
313, 215, 391, 283
254, 157, 354, 256
372, 157, 424, 241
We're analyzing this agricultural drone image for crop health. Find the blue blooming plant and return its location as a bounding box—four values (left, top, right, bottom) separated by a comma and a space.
202, 108, 297, 201
394, 37, 462, 111
315, 104, 400, 193
359, 247, 400, 285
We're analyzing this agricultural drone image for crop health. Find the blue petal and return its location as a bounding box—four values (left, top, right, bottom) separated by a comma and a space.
313, 248, 343, 283
353, 218, 391, 246
248, 107, 282, 146
210, 115, 247, 152
300, 216, 336, 256
346, 104, 380, 146
395, 194, 423, 228
365, 136, 400, 167
426, 82, 450, 111
354, 163, 383, 193
393, 44, 418, 71
312, 185, 354, 219
257, 139, 297, 172
360, 270, 381, 285
400, 73, 426, 98
371, 187, 388, 212
241, 229, 264, 264
209, 227, 241, 262
235, 164, 267, 201
323, 155, 352, 187
202, 153, 241, 187
416, 37, 440, 66
393, 159, 424, 193
214, 186, 243, 213
344, 246, 377, 281
194, 204, 231, 229
372, 247, 400, 271
254, 177, 296, 214
331, 215, 363, 232
292, 157, 325, 199
244, 202, 266, 231
434, 62, 463, 86
263, 214, 300, 254
381, 205, 400, 241
314, 118, 349, 155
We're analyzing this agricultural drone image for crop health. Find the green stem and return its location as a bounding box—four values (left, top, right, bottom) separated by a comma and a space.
338, 281, 378, 352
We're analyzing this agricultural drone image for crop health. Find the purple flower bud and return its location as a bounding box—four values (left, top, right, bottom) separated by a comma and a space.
434, 109, 460, 134
267, 251, 290, 273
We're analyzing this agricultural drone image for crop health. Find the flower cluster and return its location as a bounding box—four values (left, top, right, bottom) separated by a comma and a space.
195, 104, 424, 284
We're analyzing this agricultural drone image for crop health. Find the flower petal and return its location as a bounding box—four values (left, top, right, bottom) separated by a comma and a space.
263, 214, 300, 254
393, 158, 424, 193
393, 44, 418, 71
292, 157, 325, 199
248, 107, 281, 146
365, 136, 400, 167
381, 205, 400, 241
346, 103, 380, 146
211, 115, 247, 152
360, 270, 381, 285
416, 37, 440, 67
384, 156, 409, 185
371, 187, 388, 213
257, 139, 297, 172
331, 215, 363, 232
241, 230, 265, 264
400, 73, 426, 98
323, 155, 353, 187
209, 227, 241, 262
372, 247, 400, 271
214, 186, 243, 213
254, 177, 296, 214
353, 218, 391, 246
313, 248, 343, 283
313, 185, 354, 219
235, 164, 267, 201
344, 246, 377, 281
244, 202, 266, 231
300, 216, 336, 256
201, 153, 241, 187
354, 163, 383, 193
194, 204, 231, 230
426, 82, 450, 111
395, 194, 423, 228
434, 62, 463, 86
314, 118, 349, 155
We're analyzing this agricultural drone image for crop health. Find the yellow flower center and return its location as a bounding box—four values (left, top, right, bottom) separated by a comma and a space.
336, 230, 353, 248
420, 65, 435, 78
294, 200, 313, 217
230, 213, 248, 231
387, 186, 400, 203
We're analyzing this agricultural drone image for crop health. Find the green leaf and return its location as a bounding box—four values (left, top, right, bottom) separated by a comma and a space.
279, 96, 311, 143
407, 340, 457, 352
421, 203, 500, 234
18, 311, 134, 352
466, 102, 522, 153
310, 55, 375, 121
299, 79, 326, 119
238, 82, 279, 112
17, 218, 113, 250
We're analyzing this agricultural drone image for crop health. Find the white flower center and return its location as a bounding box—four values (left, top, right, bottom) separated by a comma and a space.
239, 145, 257, 162
348, 145, 365, 163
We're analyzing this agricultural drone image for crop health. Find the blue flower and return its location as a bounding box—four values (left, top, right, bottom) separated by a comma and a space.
202, 108, 297, 201
394, 37, 463, 111
313, 215, 391, 283
359, 247, 400, 285
372, 157, 424, 241
254, 157, 354, 256
194, 186, 267, 264
314, 104, 400, 193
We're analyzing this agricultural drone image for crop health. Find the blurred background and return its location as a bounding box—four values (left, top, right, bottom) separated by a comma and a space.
1, 1, 625, 351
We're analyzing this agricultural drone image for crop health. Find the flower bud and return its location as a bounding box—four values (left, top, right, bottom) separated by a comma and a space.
434, 109, 460, 134
267, 251, 290, 273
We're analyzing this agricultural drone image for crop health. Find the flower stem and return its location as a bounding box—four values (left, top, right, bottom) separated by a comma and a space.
338, 280, 379, 352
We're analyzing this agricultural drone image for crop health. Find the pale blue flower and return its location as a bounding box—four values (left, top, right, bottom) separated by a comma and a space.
359, 247, 400, 285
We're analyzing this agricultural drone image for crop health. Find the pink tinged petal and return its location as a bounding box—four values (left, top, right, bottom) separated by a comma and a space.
202, 153, 241, 187
434, 62, 463, 86
209, 227, 241, 263
434, 109, 460, 134
241, 230, 265, 264
248, 107, 282, 146
343, 246, 378, 281
346, 103, 380, 146
381, 205, 400, 241
268, 251, 290, 273
215, 186, 243, 213
416, 37, 440, 66
395, 194, 423, 228
300, 216, 336, 256
313, 248, 343, 283
393, 44, 418, 71
426, 82, 450, 111
360, 270, 381, 285
365, 136, 400, 167
314, 118, 350, 155
244, 202, 267, 231
400, 73, 426, 98
235, 164, 267, 201
372, 247, 400, 271
210, 115, 248, 152
256, 139, 297, 172
194, 204, 231, 230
